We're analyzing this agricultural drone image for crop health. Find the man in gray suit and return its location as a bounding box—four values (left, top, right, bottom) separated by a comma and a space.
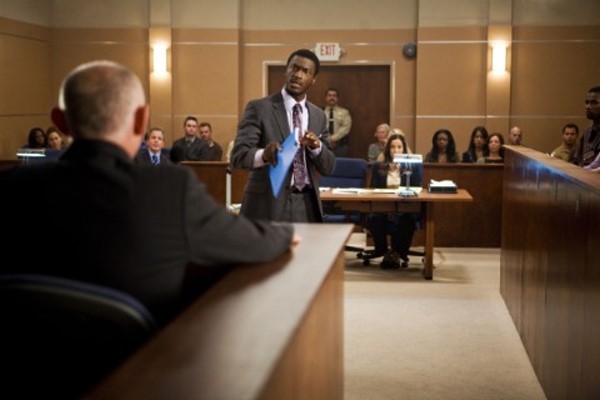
231, 49, 336, 222
0, 60, 299, 327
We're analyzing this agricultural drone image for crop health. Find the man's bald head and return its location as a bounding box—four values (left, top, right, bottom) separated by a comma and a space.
58, 60, 146, 140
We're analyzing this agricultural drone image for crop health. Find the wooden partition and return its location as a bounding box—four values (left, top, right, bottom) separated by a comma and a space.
88, 223, 352, 399
182, 161, 502, 247
2, 158, 501, 247
1, 159, 501, 247
182, 161, 248, 206
414, 163, 503, 247
500, 146, 600, 400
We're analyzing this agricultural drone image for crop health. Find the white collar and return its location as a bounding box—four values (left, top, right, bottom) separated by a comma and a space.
281, 88, 306, 112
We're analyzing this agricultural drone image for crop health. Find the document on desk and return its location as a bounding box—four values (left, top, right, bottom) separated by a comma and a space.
329, 187, 423, 195
269, 132, 298, 198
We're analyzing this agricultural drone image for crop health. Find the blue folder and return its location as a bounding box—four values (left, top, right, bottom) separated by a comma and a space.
269, 132, 299, 198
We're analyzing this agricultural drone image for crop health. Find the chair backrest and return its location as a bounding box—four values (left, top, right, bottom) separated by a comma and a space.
0, 273, 158, 398
320, 158, 368, 224
319, 157, 368, 188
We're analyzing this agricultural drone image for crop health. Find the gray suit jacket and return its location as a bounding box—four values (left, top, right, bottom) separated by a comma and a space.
231, 92, 336, 221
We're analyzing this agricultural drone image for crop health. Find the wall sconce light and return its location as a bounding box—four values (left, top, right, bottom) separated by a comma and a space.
491, 42, 507, 73
153, 43, 168, 74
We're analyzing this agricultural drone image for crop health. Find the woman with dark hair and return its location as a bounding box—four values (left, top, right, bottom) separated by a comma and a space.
424, 128, 459, 163
26, 127, 47, 149
461, 126, 489, 163
477, 132, 505, 163
365, 133, 423, 269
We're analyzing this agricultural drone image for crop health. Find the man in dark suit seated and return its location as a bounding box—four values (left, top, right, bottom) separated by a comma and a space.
0, 60, 300, 327
135, 126, 172, 166
170, 115, 210, 163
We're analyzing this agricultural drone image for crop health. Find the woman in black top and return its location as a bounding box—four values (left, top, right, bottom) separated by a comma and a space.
365, 133, 423, 269
424, 128, 460, 163
462, 126, 489, 162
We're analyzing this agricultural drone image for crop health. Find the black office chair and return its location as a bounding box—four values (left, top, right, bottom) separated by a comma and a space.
319, 157, 369, 251
0, 273, 158, 399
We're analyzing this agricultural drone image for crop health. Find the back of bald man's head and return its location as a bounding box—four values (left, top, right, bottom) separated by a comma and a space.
59, 60, 146, 139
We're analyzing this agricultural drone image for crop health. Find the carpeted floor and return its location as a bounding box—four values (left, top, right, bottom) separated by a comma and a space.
343, 235, 547, 400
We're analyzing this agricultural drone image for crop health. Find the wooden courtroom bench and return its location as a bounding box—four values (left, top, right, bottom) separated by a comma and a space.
500, 146, 600, 400
88, 223, 352, 400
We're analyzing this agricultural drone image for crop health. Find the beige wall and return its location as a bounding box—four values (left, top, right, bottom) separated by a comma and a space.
0, 0, 599, 159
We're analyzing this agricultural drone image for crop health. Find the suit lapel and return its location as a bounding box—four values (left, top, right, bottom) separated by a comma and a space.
306, 103, 319, 133
272, 93, 291, 142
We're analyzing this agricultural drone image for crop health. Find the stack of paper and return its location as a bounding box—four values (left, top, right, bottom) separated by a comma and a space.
428, 179, 457, 193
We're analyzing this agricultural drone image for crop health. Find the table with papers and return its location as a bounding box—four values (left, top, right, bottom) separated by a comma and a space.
320, 187, 473, 279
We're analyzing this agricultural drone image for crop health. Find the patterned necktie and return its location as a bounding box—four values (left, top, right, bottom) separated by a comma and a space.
328, 108, 334, 135
292, 104, 306, 190
151, 154, 159, 165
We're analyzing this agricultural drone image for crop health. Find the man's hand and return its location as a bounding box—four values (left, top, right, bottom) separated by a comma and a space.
262, 141, 281, 165
300, 131, 321, 150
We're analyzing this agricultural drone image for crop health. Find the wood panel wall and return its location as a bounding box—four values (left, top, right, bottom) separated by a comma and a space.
500, 145, 600, 400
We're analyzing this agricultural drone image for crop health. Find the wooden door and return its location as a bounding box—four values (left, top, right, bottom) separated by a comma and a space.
268, 65, 390, 160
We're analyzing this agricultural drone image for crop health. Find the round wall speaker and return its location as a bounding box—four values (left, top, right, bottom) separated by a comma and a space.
403, 43, 417, 59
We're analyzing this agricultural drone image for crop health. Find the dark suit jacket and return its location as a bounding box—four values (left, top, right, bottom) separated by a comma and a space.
231, 92, 336, 221
0, 140, 293, 325
205, 141, 223, 161
134, 149, 172, 165
170, 137, 210, 163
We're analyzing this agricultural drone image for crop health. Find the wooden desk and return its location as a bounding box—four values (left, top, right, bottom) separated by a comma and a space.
320, 188, 473, 279
87, 223, 353, 400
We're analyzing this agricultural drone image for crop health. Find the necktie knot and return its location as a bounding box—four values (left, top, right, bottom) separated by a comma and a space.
151, 154, 159, 165
293, 104, 302, 134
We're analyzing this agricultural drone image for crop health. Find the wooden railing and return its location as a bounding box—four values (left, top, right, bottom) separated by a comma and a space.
88, 223, 352, 399
500, 145, 600, 400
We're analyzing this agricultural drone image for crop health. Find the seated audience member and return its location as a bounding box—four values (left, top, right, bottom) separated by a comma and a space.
46, 127, 66, 150
0, 60, 299, 327
44, 127, 67, 160
573, 85, 600, 167
507, 126, 523, 146
477, 132, 504, 163
198, 121, 223, 161
550, 123, 579, 162
25, 127, 47, 149
365, 133, 423, 269
135, 127, 172, 166
462, 126, 489, 162
367, 123, 391, 162
47, 125, 72, 148
170, 115, 210, 163
424, 128, 460, 163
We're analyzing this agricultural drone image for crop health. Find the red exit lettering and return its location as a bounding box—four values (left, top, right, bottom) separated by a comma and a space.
320, 44, 336, 56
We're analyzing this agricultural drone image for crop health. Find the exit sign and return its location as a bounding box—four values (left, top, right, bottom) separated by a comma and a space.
315, 43, 341, 62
